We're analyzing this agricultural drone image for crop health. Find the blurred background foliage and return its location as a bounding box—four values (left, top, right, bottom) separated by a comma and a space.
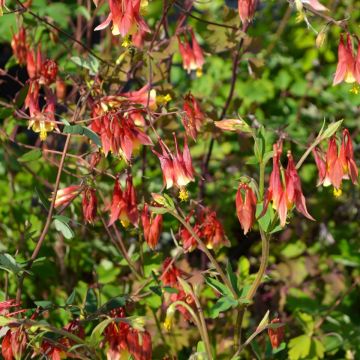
0, 0, 360, 359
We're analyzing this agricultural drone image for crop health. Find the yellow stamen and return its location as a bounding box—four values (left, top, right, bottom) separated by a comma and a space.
178, 188, 189, 202
40, 128, 48, 141
196, 68, 203, 78
156, 94, 172, 106
333, 187, 342, 197
120, 218, 130, 228
121, 36, 131, 48
350, 83, 360, 94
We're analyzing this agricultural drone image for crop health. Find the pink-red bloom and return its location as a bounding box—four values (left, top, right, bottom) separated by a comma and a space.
141, 203, 163, 250
238, 0, 257, 24
333, 34, 360, 85
268, 318, 285, 349
178, 29, 205, 75
120, 84, 157, 110
263, 143, 314, 227
94, 0, 149, 37
236, 183, 257, 234
153, 135, 195, 190
11, 27, 28, 65
182, 93, 205, 140
2, 328, 27, 360
313, 129, 358, 191
108, 174, 139, 227
301, 0, 328, 11
53, 185, 82, 208
90, 105, 152, 162
82, 187, 97, 224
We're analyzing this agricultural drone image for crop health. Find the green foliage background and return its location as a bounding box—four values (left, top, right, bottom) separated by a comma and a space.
0, 0, 360, 359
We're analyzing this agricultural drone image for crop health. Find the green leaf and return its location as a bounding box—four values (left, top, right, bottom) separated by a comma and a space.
102, 296, 127, 312
0, 253, 23, 275
65, 290, 77, 306
54, 219, 74, 240
311, 338, 325, 359
84, 288, 98, 314
209, 296, 238, 318
296, 312, 314, 334
288, 335, 311, 360
238, 257, 250, 279
226, 261, 239, 295
18, 149, 42, 163
90, 318, 114, 346
323, 333, 343, 352
163, 286, 179, 294
70, 55, 100, 75
34, 300, 53, 309
204, 276, 233, 298
321, 120, 343, 140
63, 125, 101, 147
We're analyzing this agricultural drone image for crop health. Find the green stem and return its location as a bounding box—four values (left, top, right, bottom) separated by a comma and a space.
169, 210, 238, 299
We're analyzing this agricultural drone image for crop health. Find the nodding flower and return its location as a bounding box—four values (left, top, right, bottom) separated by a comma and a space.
94, 0, 150, 37
238, 0, 258, 24
262, 143, 314, 227
177, 29, 204, 76
268, 318, 285, 349
333, 34, 360, 86
182, 93, 205, 140
53, 185, 82, 208
108, 174, 139, 228
236, 183, 257, 235
11, 27, 28, 65
313, 129, 358, 195
152, 134, 195, 191
141, 203, 163, 250
82, 187, 97, 224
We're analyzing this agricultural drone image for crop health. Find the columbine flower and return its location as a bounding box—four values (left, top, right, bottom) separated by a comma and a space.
120, 84, 157, 111
82, 187, 97, 224
39, 59, 58, 85
182, 93, 205, 140
11, 27, 28, 65
90, 106, 152, 162
333, 34, 360, 86
94, 0, 150, 37
238, 0, 258, 24
141, 203, 163, 250
236, 183, 257, 235
27, 89, 57, 141
152, 135, 195, 192
126, 329, 152, 360
177, 29, 205, 76
262, 143, 314, 227
2, 328, 27, 360
108, 174, 139, 227
268, 318, 285, 349
53, 185, 82, 208
313, 129, 358, 194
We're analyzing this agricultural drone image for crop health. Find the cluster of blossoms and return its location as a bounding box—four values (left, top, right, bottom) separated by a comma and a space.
11, 27, 59, 140
0, 300, 85, 360
313, 129, 358, 195
333, 33, 360, 88
180, 206, 230, 251
181, 93, 205, 140
103, 307, 152, 360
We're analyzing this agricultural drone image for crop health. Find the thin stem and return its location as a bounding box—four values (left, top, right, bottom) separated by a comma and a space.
169, 209, 238, 299
16, 135, 72, 303
296, 133, 323, 170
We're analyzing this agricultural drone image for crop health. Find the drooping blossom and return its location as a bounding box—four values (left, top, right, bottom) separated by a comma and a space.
182, 93, 205, 140
53, 185, 82, 208
108, 174, 139, 227
333, 34, 360, 86
238, 0, 258, 24
26, 47, 58, 85
179, 207, 230, 251
262, 143, 314, 227
103, 307, 152, 360
177, 29, 205, 76
119, 84, 157, 111
2, 328, 27, 360
152, 135, 195, 191
90, 105, 152, 162
11, 27, 28, 65
141, 203, 163, 250
94, 0, 150, 37
26, 88, 57, 141
268, 318, 285, 349
160, 258, 195, 326
313, 129, 358, 193
82, 187, 97, 224
301, 0, 328, 11
236, 183, 257, 234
